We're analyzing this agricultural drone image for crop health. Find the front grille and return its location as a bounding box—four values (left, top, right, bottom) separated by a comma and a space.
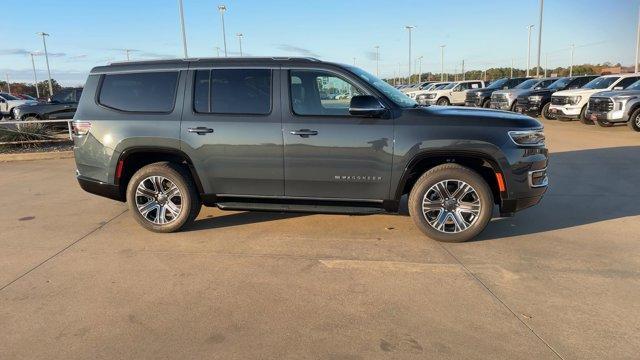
465, 93, 478, 102
588, 97, 614, 112
516, 96, 529, 106
551, 96, 568, 105
493, 93, 508, 102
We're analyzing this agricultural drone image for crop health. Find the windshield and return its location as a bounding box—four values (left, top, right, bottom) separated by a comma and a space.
485, 78, 508, 90
0, 92, 19, 100
442, 82, 457, 90
514, 79, 539, 89
583, 77, 619, 89
348, 66, 417, 108
433, 83, 449, 90
547, 77, 571, 90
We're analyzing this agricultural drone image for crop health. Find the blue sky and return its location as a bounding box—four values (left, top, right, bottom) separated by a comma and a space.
0, 0, 637, 86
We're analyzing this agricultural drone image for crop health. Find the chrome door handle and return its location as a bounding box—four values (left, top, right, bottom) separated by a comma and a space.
290, 129, 318, 138
188, 127, 214, 135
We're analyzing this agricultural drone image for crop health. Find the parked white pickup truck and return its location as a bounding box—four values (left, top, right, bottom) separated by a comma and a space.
419, 80, 485, 106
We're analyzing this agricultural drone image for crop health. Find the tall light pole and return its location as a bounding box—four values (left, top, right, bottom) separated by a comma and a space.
374, 45, 380, 77
461, 59, 465, 80
37, 32, 54, 96
536, 0, 544, 77
218, 5, 228, 57
510, 58, 514, 78
215, 46, 221, 57
417, 56, 423, 83
569, 44, 575, 76
124, 49, 131, 61
544, 53, 548, 77
5, 73, 10, 93
236, 33, 244, 56
405, 26, 415, 84
353, 57, 356, 66
30, 53, 40, 99
398, 63, 402, 84
439, 45, 446, 81
526, 24, 534, 77
177, 0, 188, 58
636, 5, 640, 73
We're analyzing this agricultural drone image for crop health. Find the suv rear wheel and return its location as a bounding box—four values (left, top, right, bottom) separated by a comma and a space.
126, 162, 201, 232
628, 108, 640, 132
408, 164, 494, 242
482, 99, 491, 108
541, 103, 556, 120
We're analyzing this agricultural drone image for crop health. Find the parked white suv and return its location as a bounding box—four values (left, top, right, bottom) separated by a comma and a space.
420, 80, 485, 106
549, 73, 640, 124
408, 82, 450, 102
0, 92, 37, 119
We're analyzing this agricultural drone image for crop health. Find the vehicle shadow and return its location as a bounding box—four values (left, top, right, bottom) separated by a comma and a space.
185, 211, 308, 232
476, 145, 640, 241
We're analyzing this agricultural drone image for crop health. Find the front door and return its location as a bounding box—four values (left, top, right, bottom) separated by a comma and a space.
281, 68, 394, 200
180, 67, 284, 196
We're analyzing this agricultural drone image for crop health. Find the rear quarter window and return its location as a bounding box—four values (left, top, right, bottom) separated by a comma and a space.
98, 71, 179, 113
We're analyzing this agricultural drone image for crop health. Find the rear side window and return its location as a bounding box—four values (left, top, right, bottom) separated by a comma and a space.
193, 69, 271, 114
98, 72, 179, 112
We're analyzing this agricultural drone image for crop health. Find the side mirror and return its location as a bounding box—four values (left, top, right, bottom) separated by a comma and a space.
349, 95, 386, 117
613, 86, 623, 90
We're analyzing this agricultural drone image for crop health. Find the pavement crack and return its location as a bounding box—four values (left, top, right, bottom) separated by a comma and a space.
437, 243, 566, 360
0, 209, 128, 293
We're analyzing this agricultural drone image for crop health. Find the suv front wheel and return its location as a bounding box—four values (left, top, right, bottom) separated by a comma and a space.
628, 108, 640, 132
408, 164, 494, 242
126, 162, 201, 232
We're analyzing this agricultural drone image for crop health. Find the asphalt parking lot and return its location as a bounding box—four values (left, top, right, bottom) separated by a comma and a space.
1, 119, 639, 359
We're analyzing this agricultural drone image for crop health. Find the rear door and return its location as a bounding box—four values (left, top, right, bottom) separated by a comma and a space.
281, 67, 393, 200
180, 66, 284, 196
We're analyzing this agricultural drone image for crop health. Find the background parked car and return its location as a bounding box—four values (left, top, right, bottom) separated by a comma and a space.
490, 78, 557, 111
0, 92, 38, 119
514, 75, 598, 119
401, 81, 436, 94
420, 80, 485, 106
586, 79, 640, 131
550, 73, 640, 124
12, 87, 83, 122
465, 77, 530, 108
407, 81, 450, 100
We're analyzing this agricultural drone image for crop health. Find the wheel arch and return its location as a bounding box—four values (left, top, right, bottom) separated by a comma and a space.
394, 150, 505, 205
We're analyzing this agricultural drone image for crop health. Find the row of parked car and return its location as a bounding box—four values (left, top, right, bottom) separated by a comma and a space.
0, 87, 83, 122
399, 73, 640, 132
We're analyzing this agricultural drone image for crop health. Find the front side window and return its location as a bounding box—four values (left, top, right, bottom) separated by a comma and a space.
52, 89, 74, 103
615, 77, 640, 89
514, 79, 539, 90
486, 78, 508, 90
0, 92, 19, 100
193, 69, 271, 114
583, 77, 619, 90
626, 80, 640, 91
99, 71, 179, 112
290, 70, 364, 116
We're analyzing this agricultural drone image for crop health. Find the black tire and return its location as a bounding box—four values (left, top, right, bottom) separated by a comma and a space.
126, 162, 201, 233
540, 103, 556, 120
578, 105, 593, 125
408, 164, 494, 243
628, 108, 640, 132
436, 97, 450, 106
482, 99, 491, 108
510, 102, 518, 112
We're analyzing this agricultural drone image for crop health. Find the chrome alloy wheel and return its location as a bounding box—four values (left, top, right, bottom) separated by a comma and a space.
635, 113, 640, 128
421, 179, 481, 233
135, 176, 182, 225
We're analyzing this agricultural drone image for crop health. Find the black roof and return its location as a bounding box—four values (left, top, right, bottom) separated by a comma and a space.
90, 57, 330, 74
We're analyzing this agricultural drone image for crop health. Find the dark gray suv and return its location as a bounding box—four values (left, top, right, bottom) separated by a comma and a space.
73, 57, 548, 242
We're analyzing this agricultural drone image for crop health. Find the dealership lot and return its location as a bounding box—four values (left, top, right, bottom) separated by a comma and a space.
1, 119, 639, 359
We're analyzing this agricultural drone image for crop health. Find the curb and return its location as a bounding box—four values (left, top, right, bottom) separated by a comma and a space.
0, 150, 74, 163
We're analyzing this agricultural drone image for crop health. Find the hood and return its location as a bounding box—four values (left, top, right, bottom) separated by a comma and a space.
7, 99, 37, 107
590, 89, 640, 98
493, 88, 530, 97
518, 88, 552, 98
415, 105, 542, 128
553, 88, 600, 97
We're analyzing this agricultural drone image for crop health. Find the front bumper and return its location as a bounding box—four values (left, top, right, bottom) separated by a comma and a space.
514, 100, 543, 116
499, 146, 549, 216
490, 100, 512, 110
548, 104, 581, 119
419, 98, 438, 105
77, 175, 124, 202
585, 109, 625, 123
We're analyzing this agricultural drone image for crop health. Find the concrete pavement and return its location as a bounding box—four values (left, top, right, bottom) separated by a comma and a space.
1, 119, 639, 359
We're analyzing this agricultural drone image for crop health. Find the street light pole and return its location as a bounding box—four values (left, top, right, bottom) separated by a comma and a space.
215, 46, 221, 57
569, 44, 575, 76
405, 26, 415, 85
236, 33, 244, 56
440, 45, 446, 81
417, 56, 423, 83
526, 24, 534, 77
544, 53, 548, 77
353, 57, 356, 66
5, 73, 10, 93
124, 49, 131, 61
636, 5, 640, 73
30, 53, 40, 99
536, 0, 544, 77
177, 0, 189, 58
37, 32, 54, 96
461, 59, 465, 80
374, 46, 380, 76
218, 5, 228, 57
510, 58, 514, 78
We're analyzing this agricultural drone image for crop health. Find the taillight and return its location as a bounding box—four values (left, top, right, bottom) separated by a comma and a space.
72, 121, 91, 136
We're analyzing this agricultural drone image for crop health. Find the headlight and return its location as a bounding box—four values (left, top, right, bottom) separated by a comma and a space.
417, 94, 427, 100
508, 129, 545, 147
528, 95, 543, 102
613, 95, 634, 110
567, 96, 582, 105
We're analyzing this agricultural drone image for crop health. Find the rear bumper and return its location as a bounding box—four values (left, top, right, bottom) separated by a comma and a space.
77, 175, 124, 202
